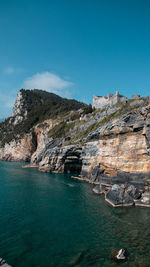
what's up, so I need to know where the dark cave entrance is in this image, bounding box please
[64,152,82,174]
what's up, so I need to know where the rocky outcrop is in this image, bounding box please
[105,184,141,207]
[39,145,82,174]
[80,106,150,184]
[31,119,58,163]
[13,90,28,125]
[0,132,36,161]
[98,113,149,174]
[92,182,150,208]
[135,191,150,207]
[81,141,100,179]
[0,118,59,162]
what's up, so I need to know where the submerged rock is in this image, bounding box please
[68,251,84,266]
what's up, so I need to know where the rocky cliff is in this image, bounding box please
[1,89,150,205]
[0,89,86,159]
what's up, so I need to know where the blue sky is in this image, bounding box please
[1,0,150,117]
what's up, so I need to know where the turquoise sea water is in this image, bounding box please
[0,161,150,267]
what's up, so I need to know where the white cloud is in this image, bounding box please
[4,67,15,74]
[23,72,73,95]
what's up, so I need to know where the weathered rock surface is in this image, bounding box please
[92,184,101,194]
[0,118,58,162]
[0,88,86,161]
[135,191,150,207]
[31,119,58,163]
[80,106,150,186]
[105,184,141,207]
[81,141,100,179]
[0,133,36,161]
[39,145,82,173]
[97,109,150,175]
[13,90,28,125]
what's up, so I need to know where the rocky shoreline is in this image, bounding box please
[21,163,150,208]
[21,162,150,208]
[71,175,150,208]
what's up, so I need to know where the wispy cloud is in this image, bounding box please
[4,67,15,74]
[22,72,73,96]
[4,66,25,74]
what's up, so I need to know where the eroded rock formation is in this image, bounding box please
[0,133,36,161]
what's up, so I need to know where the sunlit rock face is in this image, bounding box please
[0,133,36,161]
[81,106,150,180]
[13,90,28,125]
[31,119,58,164]
[0,118,58,162]
[98,131,150,175]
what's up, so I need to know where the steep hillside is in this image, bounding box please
[0,89,87,147]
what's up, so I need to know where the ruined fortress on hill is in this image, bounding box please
[92,91,141,109]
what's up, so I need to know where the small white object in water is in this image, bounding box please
[116,248,126,260]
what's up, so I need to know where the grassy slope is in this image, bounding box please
[47,97,149,146]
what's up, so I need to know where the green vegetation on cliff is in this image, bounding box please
[0,89,87,147]
[0,89,149,148]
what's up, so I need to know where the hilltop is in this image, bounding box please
[0,89,87,147]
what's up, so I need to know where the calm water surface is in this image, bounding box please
[0,161,150,267]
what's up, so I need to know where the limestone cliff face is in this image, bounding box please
[13,90,28,125]
[33,106,150,180]
[0,119,58,162]
[31,119,58,163]
[38,145,82,173]
[81,141,100,178]
[0,133,36,161]
[98,131,149,175]
[81,106,150,182]
[0,88,86,159]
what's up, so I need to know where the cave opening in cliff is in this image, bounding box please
[64,155,82,174]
